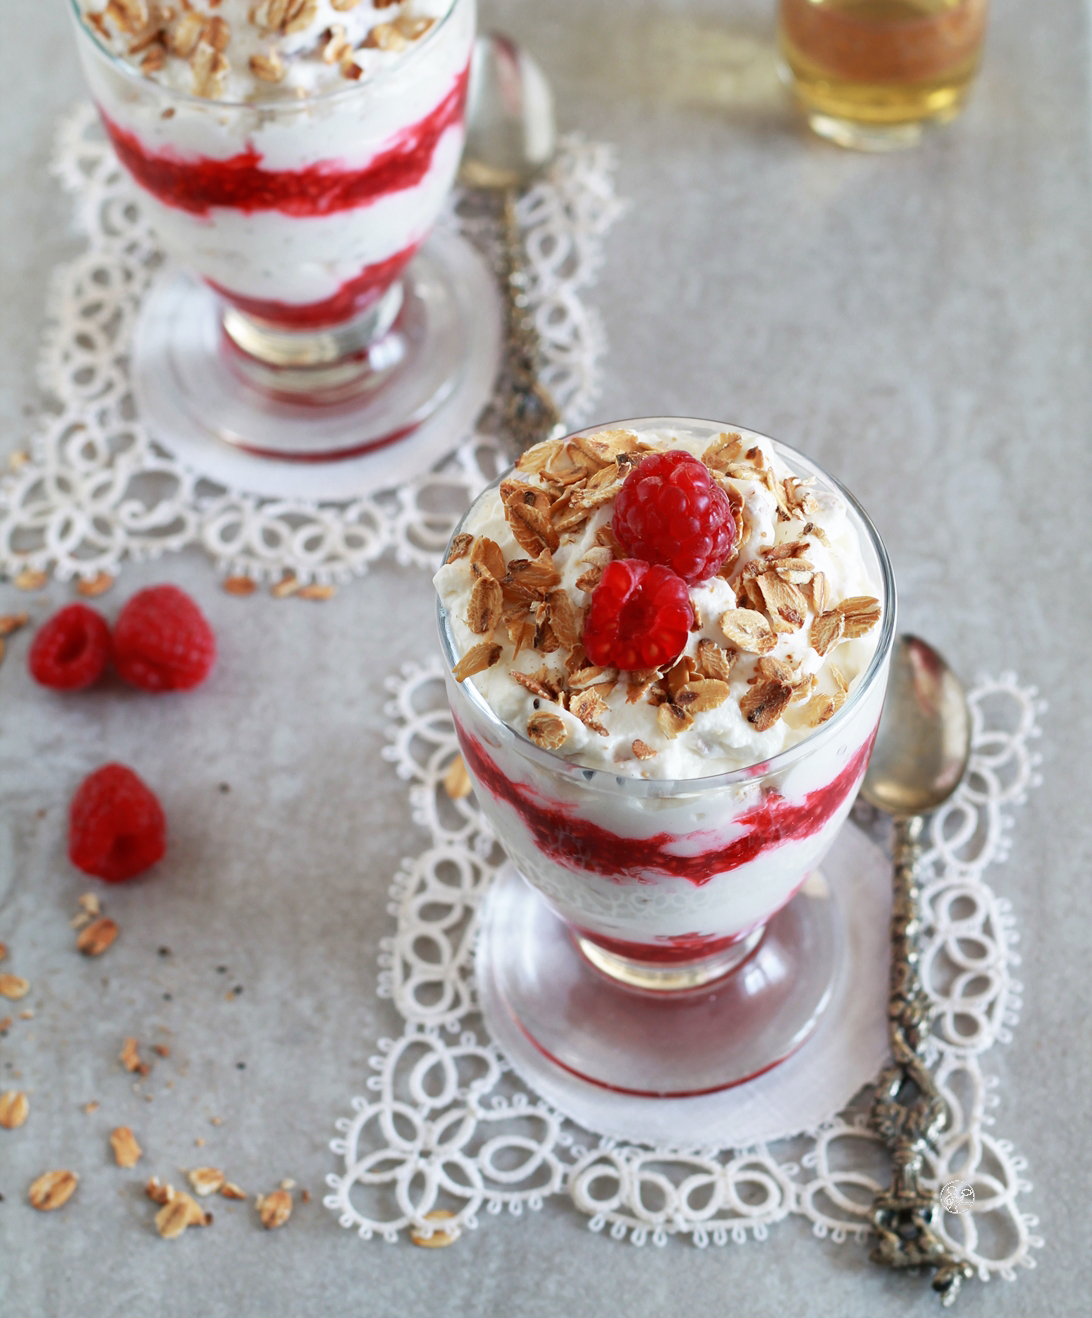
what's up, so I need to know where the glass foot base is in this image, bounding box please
[132,228,492,463]
[806,112,925,152]
[479,866,842,1098]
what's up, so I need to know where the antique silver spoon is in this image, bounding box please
[459,33,564,455]
[859,635,975,1305]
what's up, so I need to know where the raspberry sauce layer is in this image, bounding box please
[99,65,469,218]
[208,241,419,328]
[456,721,877,887]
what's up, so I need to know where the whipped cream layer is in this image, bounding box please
[436,425,885,780]
[77,0,456,104]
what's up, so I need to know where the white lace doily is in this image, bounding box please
[0,104,625,586]
[325,661,1045,1286]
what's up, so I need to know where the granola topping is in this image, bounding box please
[78,0,452,100]
[436,425,884,779]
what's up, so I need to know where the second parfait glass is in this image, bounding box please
[439,419,896,1096]
[70,0,483,461]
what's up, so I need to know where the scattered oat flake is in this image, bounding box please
[111,1126,143,1168]
[188,1167,226,1197]
[153,1044,171,1058]
[14,568,47,591]
[442,755,472,800]
[0,1090,29,1129]
[19,1009,33,1020]
[29,1170,78,1212]
[146,1176,173,1205]
[209,1116,223,1126]
[156,1190,209,1238]
[279,1178,296,1190]
[256,1189,292,1229]
[270,574,300,599]
[76,572,114,598]
[0,941,6,961]
[0,974,30,1000]
[411,1209,460,1248]
[77,917,119,957]
[120,1037,145,1074]
[222,576,257,597]
[83,1100,100,1115]
[78,892,102,916]
[220,1181,246,1200]
[301,1188,311,1204]
[0,615,27,638]
[0,1017,12,1033]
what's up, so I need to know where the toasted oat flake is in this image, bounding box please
[755,572,807,633]
[222,575,256,597]
[298,583,337,601]
[83,1100,100,1115]
[657,702,694,740]
[445,532,473,564]
[74,571,115,598]
[719,608,776,655]
[694,639,734,682]
[810,610,845,657]
[29,1170,79,1211]
[526,711,567,750]
[270,573,300,598]
[442,755,472,800]
[546,589,579,652]
[837,595,881,638]
[0,1089,29,1129]
[0,614,28,637]
[220,1181,247,1200]
[740,679,793,732]
[675,679,731,713]
[469,536,506,581]
[410,1209,460,1248]
[452,642,502,683]
[111,1126,143,1168]
[14,568,47,591]
[802,692,840,727]
[189,1167,226,1197]
[249,48,285,81]
[363,21,407,51]
[77,917,119,957]
[570,688,609,735]
[170,9,206,56]
[0,974,30,1000]
[120,1037,147,1074]
[146,1175,173,1205]
[78,892,102,916]
[631,739,656,761]
[466,576,502,636]
[808,571,831,615]
[257,1189,293,1229]
[156,1191,208,1238]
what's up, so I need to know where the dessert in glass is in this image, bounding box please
[70,0,479,459]
[435,419,895,1095]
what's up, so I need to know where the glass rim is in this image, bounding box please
[437,416,897,798]
[68,0,466,112]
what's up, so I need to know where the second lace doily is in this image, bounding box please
[325,660,1044,1285]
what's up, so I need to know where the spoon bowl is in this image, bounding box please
[860,634,971,818]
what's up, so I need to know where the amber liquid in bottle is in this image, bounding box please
[778,0,988,147]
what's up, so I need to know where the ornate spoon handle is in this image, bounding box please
[868,815,974,1306]
[497,190,563,456]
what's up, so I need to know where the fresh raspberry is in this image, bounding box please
[27,604,112,691]
[613,449,737,584]
[113,585,216,692]
[583,560,693,671]
[69,763,167,883]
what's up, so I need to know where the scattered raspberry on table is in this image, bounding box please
[583,560,694,671]
[69,763,166,883]
[113,585,216,692]
[27,603,112,691]
[613,449,737,584]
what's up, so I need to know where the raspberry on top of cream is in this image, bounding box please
[79,0,453,101]
[435,426,884,780]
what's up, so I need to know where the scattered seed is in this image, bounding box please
[29,1170,78,1211]
[0,1090,29,1129]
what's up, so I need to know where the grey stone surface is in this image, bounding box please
[0,0,1087,1314]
